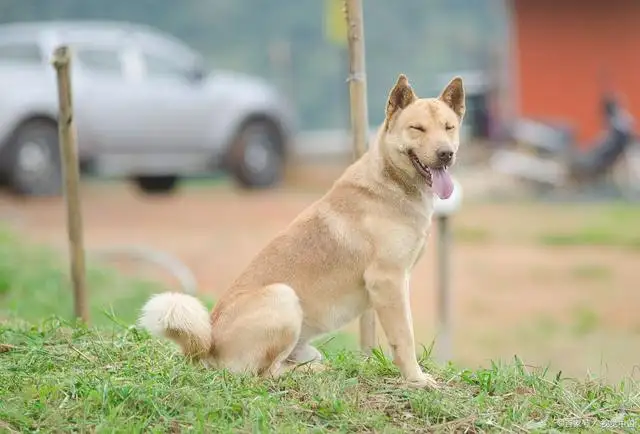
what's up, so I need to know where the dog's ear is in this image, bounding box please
[439,76,465,121]
[385,74,417,127]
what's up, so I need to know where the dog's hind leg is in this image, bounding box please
[281,340,327,374]
[287,343,323,363]
[213,283,303,377]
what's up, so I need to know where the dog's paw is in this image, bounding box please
[295,361,327,373]
[405,372,440,389]
[280,360,327,375]
[287,344,323,364]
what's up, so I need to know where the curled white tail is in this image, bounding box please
[138,292,212,358]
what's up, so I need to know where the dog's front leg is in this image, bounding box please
[364,265,438,389]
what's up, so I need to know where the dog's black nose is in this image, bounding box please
[437,149,454,164]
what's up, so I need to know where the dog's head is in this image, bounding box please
[380,74,465,199]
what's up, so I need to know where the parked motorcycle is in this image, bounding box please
[490,91,640,197]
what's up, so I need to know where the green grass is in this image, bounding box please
[1,318,639,433]
[538,203,640,249]
[570,306,601,337]
[454,226,491,244]
[569,264,613,282]
[0,227,167,326]
[1,226,639,432]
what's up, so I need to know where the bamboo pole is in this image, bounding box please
[51,46,90,324]
[343,0,376,352]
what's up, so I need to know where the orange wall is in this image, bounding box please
[513,0,640,148]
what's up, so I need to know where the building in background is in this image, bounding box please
[510,0,640,149]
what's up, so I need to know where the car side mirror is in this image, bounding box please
[187,65,206,83]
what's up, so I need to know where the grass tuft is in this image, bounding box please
[0,318,638,433]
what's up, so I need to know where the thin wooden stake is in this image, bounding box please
[344,0,376,353]
[51,46,89,324]
[435,215,452,362]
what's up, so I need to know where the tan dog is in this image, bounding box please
[139,74,465,388]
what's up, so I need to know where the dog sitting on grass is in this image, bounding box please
[139,74,465,388]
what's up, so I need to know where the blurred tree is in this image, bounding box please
[0,0,506,130]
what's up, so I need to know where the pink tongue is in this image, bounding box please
[431,168,454,199]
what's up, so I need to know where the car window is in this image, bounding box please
[143,52,190,79]
[75,47,122,75]
[0,43,42,65]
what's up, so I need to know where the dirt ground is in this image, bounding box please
[2,172,639,383]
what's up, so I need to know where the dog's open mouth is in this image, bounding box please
[408,150,433,185]
[408,150,454,199]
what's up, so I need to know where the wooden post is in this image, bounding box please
[435,215,452,362]
[344,0,376,352]
[433,178,463,362]
[51,46,90,324]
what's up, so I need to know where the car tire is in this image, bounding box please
[133,175,179,195]
[228,119,285,189]
[2,119,63,197]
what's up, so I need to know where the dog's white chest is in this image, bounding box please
[372,217,428,267]
[322,289,369,330]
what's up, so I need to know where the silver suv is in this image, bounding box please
[0,21,296,196]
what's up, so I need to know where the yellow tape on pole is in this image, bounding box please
[325,0,348,46]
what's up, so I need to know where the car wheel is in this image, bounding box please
[3,119,62,197]
[133,175,179,195]
[228,120,285,189]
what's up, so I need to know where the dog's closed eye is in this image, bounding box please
[409,124,426,132]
